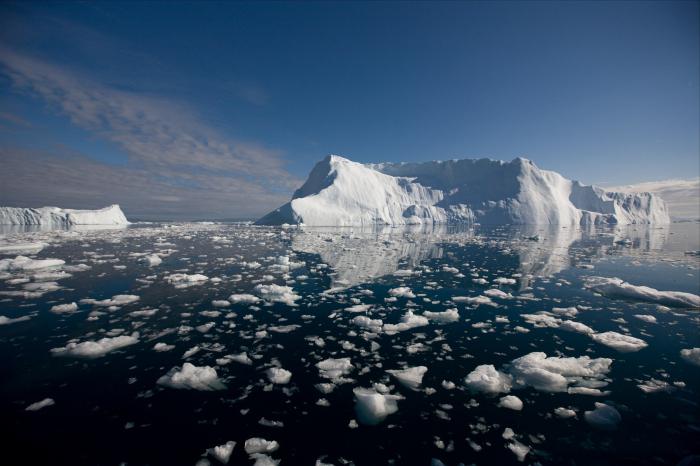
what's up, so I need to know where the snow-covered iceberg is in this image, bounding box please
[257,155,670,226]
[0,204,129,227]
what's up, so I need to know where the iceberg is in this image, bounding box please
[257,155,670,226]
[0,204,128,227]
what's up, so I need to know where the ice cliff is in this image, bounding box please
[257,155,669,226]
[0,204,129,227]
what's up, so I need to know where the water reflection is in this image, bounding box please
[289,223,680,289]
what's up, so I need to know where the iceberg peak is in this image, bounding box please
[257,155,670,226]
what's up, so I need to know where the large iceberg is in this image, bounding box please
[0,204,129,227]
[257,155,670,226]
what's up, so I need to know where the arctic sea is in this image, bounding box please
[0,222,698,465]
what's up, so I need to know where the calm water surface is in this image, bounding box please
[1,222,698,465]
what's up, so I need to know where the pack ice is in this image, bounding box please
[257,155,670,226]
[0,204,129,227]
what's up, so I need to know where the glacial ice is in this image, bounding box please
[0,204,128,226]
[257,155,670,226]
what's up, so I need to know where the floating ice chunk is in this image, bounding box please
[25,398,55,411]
[51,332,139,358]
[498,395,523,411]
[141,254,162,266]
[0,242,47,254]
[196,323,215,333]
[507,439,530,462]
[0,255,65,272]
[441,380,456,390]
[211,300,231,307]
[680,348,700,366]
[351,316,383,333]
[254,284,300,306]
[157,363,226,390]
[493,277,516,285]
[464,365,513,394]
[590,331,648,352]
[317,358,353,381]
[0,314,31,325]
[634,314,657,324]
[268,324,301,333]
[153,342,175,352]
[484,288,513,299]
[521,313,561,328]
[584,402,621,429]
[165,273,209,288]
[344,304,372,313]
[382,310,429,334]
[554,407,577,418]
[637,378,674,393]
[585,276,700,308]
[559,320,595,335]
[244,438,279,455]
[250,454,280,466]
[258,418,284,428]
[387,287,416,298]
[228,352,253,365]
[50,302,78,314]
[207,441,235,464]
[228,293,261,304]
[353,387,403,425]
[81,294,140,307]
[266,367,292,384]
[386,366,428,390]
[423,308,460,323]
[183,346,200,358]
[453,295,497,307]
[509,352,612,393]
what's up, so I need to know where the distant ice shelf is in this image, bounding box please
[0,204,129,227]
[257,155,670,226]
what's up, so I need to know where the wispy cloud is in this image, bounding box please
[0,46,301,218]
[0,46,292,179]
[0,111,32,127]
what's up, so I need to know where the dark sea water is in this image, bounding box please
[0,222,698,466]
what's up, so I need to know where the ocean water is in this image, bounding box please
[0,222,698,466]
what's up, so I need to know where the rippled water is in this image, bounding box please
[1,222,698,465]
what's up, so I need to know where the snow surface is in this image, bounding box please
[0,204,129,226]
[257,155,670,226]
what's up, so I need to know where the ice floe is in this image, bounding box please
[157,363,226,390]
[51,333,139,358]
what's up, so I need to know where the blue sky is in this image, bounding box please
[0,1,698,219]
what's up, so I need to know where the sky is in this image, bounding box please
[0,1,698,220]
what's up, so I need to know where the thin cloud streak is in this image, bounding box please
[0,46,291,179]
[0,46,303,218]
